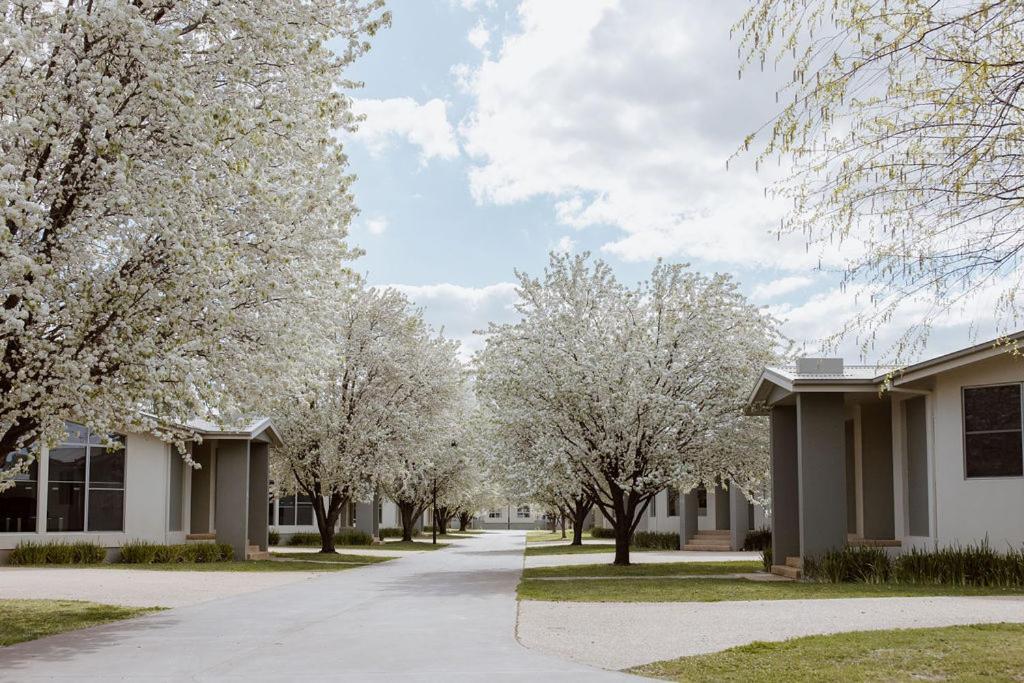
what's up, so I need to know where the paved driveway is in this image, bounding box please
[0,532,636,682]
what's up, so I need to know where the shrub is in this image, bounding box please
[218,543,234,561]
[632,531,679,550]
[9,540,105,565]
[761,546,773,572]
[286,532,322,546]
[803,546,893,583]
[744,528,772,552]
[590,527,615,539]
[334,528,373,546]
[379,527,409,538]
[193,543,222,563]
[268,530,280,546]
[119,540,159,564]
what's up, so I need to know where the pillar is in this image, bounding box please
[248,442,269,551]
[355,500,374,537]
[679,489,698,548]
[215,439,250,561]
[797,393,848,560]
[771,405,800,564]
[729,483,749,551]
[860,400,895,539]
[714,483,730,530]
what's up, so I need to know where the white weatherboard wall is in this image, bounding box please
[931,353,1024,549]
[0,431,184,559]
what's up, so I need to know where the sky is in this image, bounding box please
[334,0,999,363]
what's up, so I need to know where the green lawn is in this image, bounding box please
[376,541,449,551]
[110,560,359,572]
[526,530,592,544]
[518,577,1024,602]
[523,561,762,579]
[629,623,1024,682]
[269,552,392,564]
[0,599,163,647]
[524,543,659,556]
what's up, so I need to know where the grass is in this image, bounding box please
[524,543,657,556]
[269,552,391,564]
[628,623,1024,682]
[517,577,1024,602]
[375,541,449,551]
[107,560,359,572]
[526,530,594,544]
[523,561,762,579]
[0,599,163,647]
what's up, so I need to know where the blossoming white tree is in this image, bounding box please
[476,254,779,565]
[271,285,463,552]
[0,0,388,486]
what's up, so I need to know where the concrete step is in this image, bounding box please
[771,564,801,580]
[682,543,734,552]
[687,538,731,545]
[785,556,802,569]
[186,533,216,541]
[693,530,731,538]
[247,551,271,561]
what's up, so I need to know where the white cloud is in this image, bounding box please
[454,0,496,10]
[351,98,459,163]
[467,20,491,52]
[387,282,519,360]
[552,235,575,254]
[751,276,814,301]
[458,0,846,270]
[365,216,388,235]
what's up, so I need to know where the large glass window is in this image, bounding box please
[516,505,530,519]
[168,454,184,532]
[0,451,38,533]
[696,486,708,517]
[47,423,124,532]
[298,495,314,526]
[649,495,657,517]
[667,489,679,517]
[964,385,1024,477]
[278,496,296,525]
[275,494,313,526]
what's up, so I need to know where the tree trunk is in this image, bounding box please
[398,500,418,542]
[436,506,449,535]
[570,495,593,546]
[613,521,631,565]
[458,511,470,532]
[560,515,566,539]
[312,491,344,554]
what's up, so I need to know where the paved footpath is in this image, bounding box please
[0,532,637,682]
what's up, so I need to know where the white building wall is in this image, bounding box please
[0,431,178,557]
[929,353,1024,549]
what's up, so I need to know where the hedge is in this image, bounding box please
[119,540,233,564]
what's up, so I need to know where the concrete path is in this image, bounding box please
[0,532,637,682]
[519,595,1024,670]
[0,567,322,608]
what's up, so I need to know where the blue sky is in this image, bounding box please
[335,0,996,362]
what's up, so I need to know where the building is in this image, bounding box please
[748,334,1024,575]
[268,493,404,541]
[478,503,551,530]
[0,418,279,563]
[593,485,769,551]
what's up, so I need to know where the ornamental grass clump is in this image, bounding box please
[8,540,105,565]
[334,528,373,546]
[632,531,680,550]
[893,542,1024,587]
[590,527,616,539]
[803,546,892,584]
[118,541,231,564]
[743,528,772,551]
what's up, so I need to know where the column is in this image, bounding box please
[770,405,800,564]
[247,442,269,551]
[714,483,730,530]
[729,483,749,551]
[796,393,848,560]
[679,489,698,548]
[355,500,375,537]
[214,439,250,561]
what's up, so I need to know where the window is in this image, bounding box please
[278,496,296,525]
[667,489,679,517]
[276,494,314,526]
[649,495,657,517]
[298,495,314,526]
[268,497,277,526]
[488,510,501,519]
[516,505,530,519]
[0,451,38,533]
[47,423,124,532]
[964,385,1024,477]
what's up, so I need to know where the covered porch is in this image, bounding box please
[749,358,931,578]
[186,418,281,561]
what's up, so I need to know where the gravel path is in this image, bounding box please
[0,567,320,608]
[525,550,759,568]
[517,595,1024,670]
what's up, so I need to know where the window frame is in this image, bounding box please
[961,382,1024,480]
[45,423,126,534]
